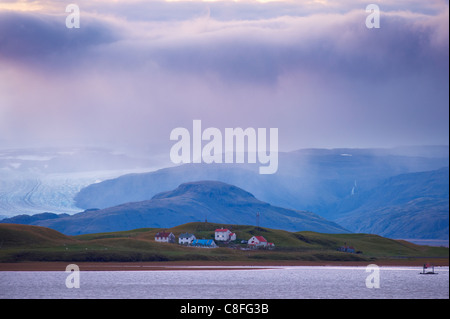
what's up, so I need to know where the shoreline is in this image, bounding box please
[0,258,448,271]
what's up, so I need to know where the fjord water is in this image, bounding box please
[1,266,448,299]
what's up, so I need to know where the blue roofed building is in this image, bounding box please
[191,239,218,248]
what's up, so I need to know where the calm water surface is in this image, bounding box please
[0,266,448,299]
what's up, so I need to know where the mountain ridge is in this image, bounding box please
[74,147,449,213]
[2,181,348,235]
[335,167,449,239]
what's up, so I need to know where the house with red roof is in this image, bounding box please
[214,228,236,242]
[155,231,175,243]
[248,236,274,248]
[248,235,267,247]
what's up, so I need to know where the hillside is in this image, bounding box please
[0,222,447,264]
[5,181,348,235]
[0,223,75,248]
[336,167,449,239]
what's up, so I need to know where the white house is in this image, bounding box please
[155,231,175,243]
[179,233,196,245]
[215,228,236,242]
[248,236,273,248]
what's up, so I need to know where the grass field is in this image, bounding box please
[0,222,448,264]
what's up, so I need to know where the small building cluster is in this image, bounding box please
[154,228,275,249]
[337,243,356,253]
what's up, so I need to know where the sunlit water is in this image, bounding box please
[0,266,448,299]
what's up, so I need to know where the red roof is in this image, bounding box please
[255,236,267,242]
[215,228,229,232]
[155,232,172,238]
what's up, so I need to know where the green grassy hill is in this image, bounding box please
[0,222,448,263]
[0,223,75,247]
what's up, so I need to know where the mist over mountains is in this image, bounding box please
[73,146,448,239]
[0,147,161,215]
[1,146,448,240]
[335,167,449,239]
[76,147,449,212]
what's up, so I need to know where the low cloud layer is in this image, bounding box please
[0,0,448,156]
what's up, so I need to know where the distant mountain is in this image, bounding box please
[10,181,349,235]
[0,212,69,225]
[72,146,449,240]
[335,167,449,239]
[74,146,449,217]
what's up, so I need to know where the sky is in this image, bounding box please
[0,0,448,157]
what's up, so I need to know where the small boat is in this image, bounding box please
[420,263,437,275]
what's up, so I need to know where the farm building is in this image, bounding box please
[179,233,196,245]
[155,231,175,243]
[191,239,218,248]
[248,236,274,248]
[337,244,356,253]
[215,228,236,242]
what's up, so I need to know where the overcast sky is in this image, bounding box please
[0,0,448,157]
